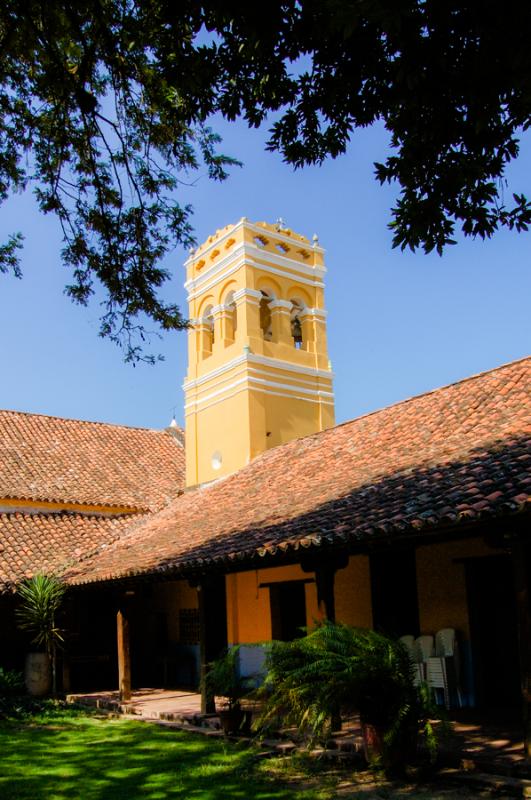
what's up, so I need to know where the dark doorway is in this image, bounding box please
[370,548,420,637]
[465,556,521,709]
[130,605,168,687]
[203,575,228,663]
[67,590,117,691]
[269,581,307,641]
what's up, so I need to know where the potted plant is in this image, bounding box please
[203,646,252,735]
[256,622,441,771]
[16,574,65,697]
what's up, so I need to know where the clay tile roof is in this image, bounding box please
[0,512,137,592]
[0,411,185,511]
[67,356,531,587]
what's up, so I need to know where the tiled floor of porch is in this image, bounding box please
[67,689,528,776]
[67,688,204,722]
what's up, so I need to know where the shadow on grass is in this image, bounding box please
[0,715,317,800]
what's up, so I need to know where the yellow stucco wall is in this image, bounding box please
[186,388,255,485]
[226,564,320,644]
[226,539,507,650]
[334,555,373,629]
[227,556,373,645]
[416,537,504,640]
[263,389,334,450]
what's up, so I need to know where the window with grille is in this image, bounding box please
[179,608,200,644]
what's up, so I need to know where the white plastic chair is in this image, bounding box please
[400,635,424,686]
[414,635,434,662]
[435,628,456,657]
[399,634,415,653]
[433,628,462,708]
[426,656,450,708]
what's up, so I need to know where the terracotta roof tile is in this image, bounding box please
[0,512,137,591]
[0,411,185,511]
[67,357,531,586]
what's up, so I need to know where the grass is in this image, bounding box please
[0,706,328,800]
[0,706,484,800]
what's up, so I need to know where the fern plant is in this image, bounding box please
[16,574,66,696]
[256,621,442,767]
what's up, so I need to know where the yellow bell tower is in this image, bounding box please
[184,218,335,487]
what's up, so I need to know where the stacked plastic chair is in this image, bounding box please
[399,630,462,708]
[399,634,427,686]
[428,627,462,709]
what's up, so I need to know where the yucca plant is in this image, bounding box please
[16,574,66,696]
[256,622,441,770]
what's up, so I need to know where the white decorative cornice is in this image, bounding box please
[183,350,333,390]
[300,307,328,318]
[186,257,326,302]
[248,353,333,378]
[184,374,334,413]
[247,243,327,277]
[233,287,262,302]
[184,218,325,266]
[185,240,326,299]
[269,299,293,311]
[184,242,246,292]
[183,354,247,388]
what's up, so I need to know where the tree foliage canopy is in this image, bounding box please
[1,2,530,359]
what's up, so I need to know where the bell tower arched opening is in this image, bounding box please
[260,291,273,341]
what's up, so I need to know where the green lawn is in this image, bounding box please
[0,710,329,800]
[0,709,485,800]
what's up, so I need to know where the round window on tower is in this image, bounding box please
[211,451,223,470]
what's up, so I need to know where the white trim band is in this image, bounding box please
[185,375,335,413]
[183,351,334,390]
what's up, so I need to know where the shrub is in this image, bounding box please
[0,667,24,697]
[0,696,93,721]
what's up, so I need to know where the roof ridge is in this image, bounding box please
[331,353,531,432]
[0,407,184,435]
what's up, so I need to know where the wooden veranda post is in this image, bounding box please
[117,607,131,702]
[197,583,215,715]
[195,575,228,716]
[302,552,349,622]
[315,564,338,621]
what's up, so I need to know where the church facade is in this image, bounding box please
[1,220,530,745]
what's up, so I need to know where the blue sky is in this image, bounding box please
[0,118,529,430]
